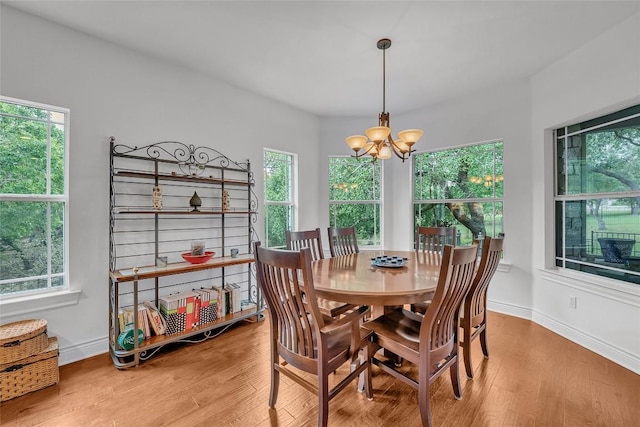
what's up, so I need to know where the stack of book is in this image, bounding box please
[158,292,197,335]
[192,288,219,324]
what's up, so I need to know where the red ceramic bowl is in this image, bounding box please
[181,251,215,264]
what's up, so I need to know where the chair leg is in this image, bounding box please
[450,355,462,400]
[269,340,280,407]
[480,325,489,358]
[269,363,279,407]
[463,325,474,379]
[363,345,373,400]
[318,370,330,427]
[418,377,433,427]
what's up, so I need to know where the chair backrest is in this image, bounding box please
[254,242,326,361]
[465,236,504,328]
[416,226,456,252]
[419,244,478,361]
[328,227,360,257]
[286,228,325,261]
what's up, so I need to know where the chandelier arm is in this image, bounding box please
[388,141,408,161]
[351,142,376,159]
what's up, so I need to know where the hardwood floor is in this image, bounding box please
[2,312,639,426]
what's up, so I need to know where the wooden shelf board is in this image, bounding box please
[110,253,254,282]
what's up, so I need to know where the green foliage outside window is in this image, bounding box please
[263,150,294,248]
[556,105,640,285]
[0,99,67,295]
[414,141,504,245]
[329,157,381,247]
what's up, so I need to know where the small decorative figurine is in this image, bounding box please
[189,191,202,212]
[222,190,230,211]
[152,185,163,210]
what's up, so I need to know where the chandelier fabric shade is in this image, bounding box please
[345,38,423,162]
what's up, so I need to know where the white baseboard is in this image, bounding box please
[487,299,532,320]
[58,336,108,366]
[488,299,639,375]
[532,310,640,375]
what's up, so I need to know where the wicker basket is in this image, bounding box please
[1,337,59,402]
[0,319,48,364]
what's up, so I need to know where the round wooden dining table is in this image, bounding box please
[312,250,443,317]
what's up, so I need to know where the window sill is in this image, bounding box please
[0,289,82,318]
[538,267,640,306]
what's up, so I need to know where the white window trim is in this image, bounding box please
[552,106,640,286]
[411,139,504,239]
[0,96,71,302]
[328,155,384,249]
[263,148,298,240]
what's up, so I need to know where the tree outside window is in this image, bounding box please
[413,141,503,246]
[555,104,640,285]
[0,97,68,296]
[329,157,381,248]
[263,149,295,248]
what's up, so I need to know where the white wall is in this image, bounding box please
[530,13,640,373]
[320,79,535,316]
[0,6,321,364]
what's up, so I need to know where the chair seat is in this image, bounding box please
[362,309,423,360]
[317,298,356,318]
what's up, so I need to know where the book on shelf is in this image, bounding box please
[211,286,227,318]
[136,305,151,339]
[226,282,242,314]
[143,301,166,335]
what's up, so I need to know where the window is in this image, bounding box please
[555,104,640,285]
[329,157,382,248]
[263,149,296,248]
[413,141,503,246]
[0,97,69,296]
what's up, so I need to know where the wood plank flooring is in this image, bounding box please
[1,312,639,426]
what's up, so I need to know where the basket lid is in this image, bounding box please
[0,319,48,346]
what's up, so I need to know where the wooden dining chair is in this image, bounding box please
[361,244,478,427]
[254,242,373,427]
[411,226,457,314]
[328,226,360,257]
[286,228,355,318]
[415,226,456,252]
[285,228,325,261]
[460,236,504,379]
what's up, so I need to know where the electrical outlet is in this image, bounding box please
[569,295,577,309]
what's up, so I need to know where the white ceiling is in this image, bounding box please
[4,1,638,117]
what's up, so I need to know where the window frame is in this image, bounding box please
[553,104,640,285]
[412,139,504,246]
[263,148,297,248]
[0,95,70,299]
[328,155,383,249]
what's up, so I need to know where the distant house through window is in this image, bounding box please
[413,140,504,246]
[554,104,640,285]
[0,96,69,296]
[263,149,296,248]
[328,156,382,248]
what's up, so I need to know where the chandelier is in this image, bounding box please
[345,38,423,162]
